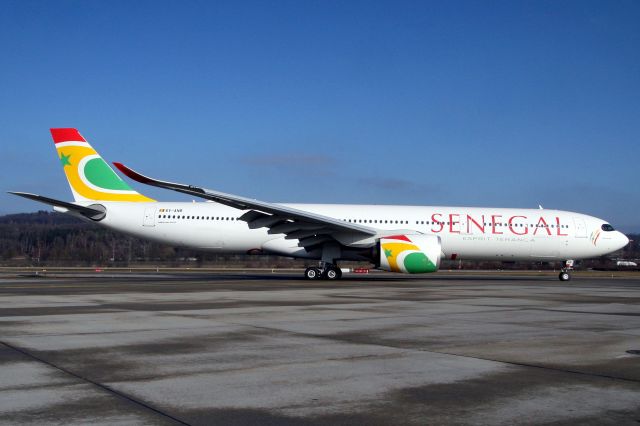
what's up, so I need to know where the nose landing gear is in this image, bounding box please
[559,260,574,281]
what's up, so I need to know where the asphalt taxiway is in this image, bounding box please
[1,271,639,425]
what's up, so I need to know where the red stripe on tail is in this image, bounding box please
[50,128,86,143]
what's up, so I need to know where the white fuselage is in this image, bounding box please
[90,202,629,262]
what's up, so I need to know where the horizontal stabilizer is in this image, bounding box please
[9,192,106,220]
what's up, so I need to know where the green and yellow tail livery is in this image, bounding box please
[51,128,154,202]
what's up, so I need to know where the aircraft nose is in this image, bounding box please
[618,232,630,249]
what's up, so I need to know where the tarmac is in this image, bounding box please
[1,270,639,425]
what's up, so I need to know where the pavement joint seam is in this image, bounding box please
[225,321,640,386]
[0,340,192,426]
[3,323,234,339]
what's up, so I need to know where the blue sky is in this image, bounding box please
[1,1,639,231]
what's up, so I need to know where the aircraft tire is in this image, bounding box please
[305,267,320,280]
[559,271,571,281]
[324,266,342,280]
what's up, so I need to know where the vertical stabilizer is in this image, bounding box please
[51,128,154,202]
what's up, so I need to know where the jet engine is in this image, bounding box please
[378,234,441,273]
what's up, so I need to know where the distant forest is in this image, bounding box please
[1,211,638,269]
[0,211,296,268]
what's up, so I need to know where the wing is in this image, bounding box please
[9,192,106,221]
[113,163,377,249]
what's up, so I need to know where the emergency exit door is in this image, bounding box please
[143,207,156,227]
[573,217,587,238]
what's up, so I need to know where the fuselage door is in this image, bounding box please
[573,217,587,238]
[143,207,156,227]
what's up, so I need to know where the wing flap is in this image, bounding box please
[298,235,333,248]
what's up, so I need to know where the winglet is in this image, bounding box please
[113,162,154,184]
[113,162,205,194]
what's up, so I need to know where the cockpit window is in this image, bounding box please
[601,224,615,232]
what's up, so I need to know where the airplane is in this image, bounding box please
[10,128,630,281]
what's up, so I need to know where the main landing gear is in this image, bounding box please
[559,260,574,281]
[304,263,343,280]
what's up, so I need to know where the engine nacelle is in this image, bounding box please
[378,234,441,273]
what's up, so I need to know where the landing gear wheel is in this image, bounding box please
[324,266,342,280]
[559,271,571,281]
[304,267,321,280]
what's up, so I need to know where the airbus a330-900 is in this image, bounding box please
[11,128,629,281]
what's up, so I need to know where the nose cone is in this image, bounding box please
[616,232,630,250]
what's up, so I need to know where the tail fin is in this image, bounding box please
[51,128,154,202]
